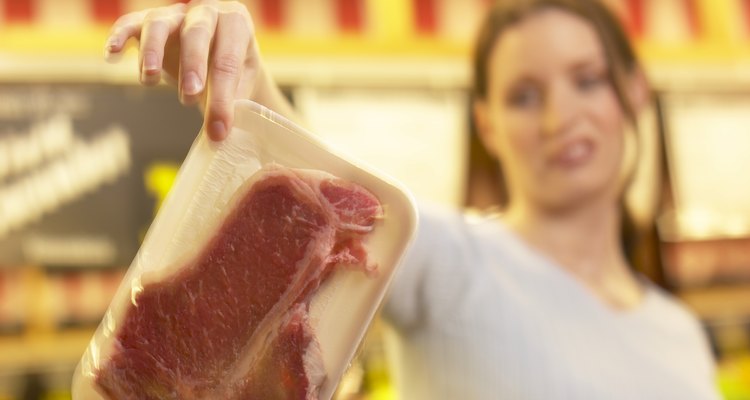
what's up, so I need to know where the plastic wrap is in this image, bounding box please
[72,100,418,399]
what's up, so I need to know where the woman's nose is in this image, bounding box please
[542,83,577,136]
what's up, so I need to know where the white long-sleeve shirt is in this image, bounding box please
[383,205,721,400]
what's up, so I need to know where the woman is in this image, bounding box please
[105,0,721,398]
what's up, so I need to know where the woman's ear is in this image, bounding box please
[628,67,651,115]
[473,99,500,159]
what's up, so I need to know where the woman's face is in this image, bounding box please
[475,8,630,213]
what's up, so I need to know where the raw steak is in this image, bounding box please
[94,165,383,399]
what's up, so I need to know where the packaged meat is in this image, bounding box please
[72,100,417,400]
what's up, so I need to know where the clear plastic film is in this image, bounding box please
[72,100,418,399]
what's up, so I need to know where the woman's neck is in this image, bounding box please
[503,198,643,310]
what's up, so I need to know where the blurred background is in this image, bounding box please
[1,0,750,398]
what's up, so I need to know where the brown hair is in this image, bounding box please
[472,0,640,122]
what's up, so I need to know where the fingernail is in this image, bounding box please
[103,37,119,59]
[143,53,158,72]
[183,72,203,96]
[209,121,227,140]
[104,36,120,52]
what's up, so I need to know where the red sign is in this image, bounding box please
[92,0,123,23]
[4,0,34,23]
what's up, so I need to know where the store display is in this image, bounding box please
[44,269,125,328]
[662,237,750,287]
[0,83,201,268]
[0,268,26,334]
[659,92,750,287]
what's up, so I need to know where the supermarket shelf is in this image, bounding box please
[0,328,94,373]
[0,26,110,56]
[3,27,750,92]
[3,23,750,59]
[0,52,470,90]
[0,25,468,58]
[678,283,750,322]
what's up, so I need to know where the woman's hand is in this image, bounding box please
[104,0,275,141]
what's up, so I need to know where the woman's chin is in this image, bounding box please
[537,178,619,213]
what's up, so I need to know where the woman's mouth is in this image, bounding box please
[550,139,594,168]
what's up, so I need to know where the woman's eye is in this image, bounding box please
[576,73,606,91]
[507,86,542,108]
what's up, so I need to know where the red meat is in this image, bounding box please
[94,165,382,399]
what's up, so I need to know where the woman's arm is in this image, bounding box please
[104,0,297,141]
